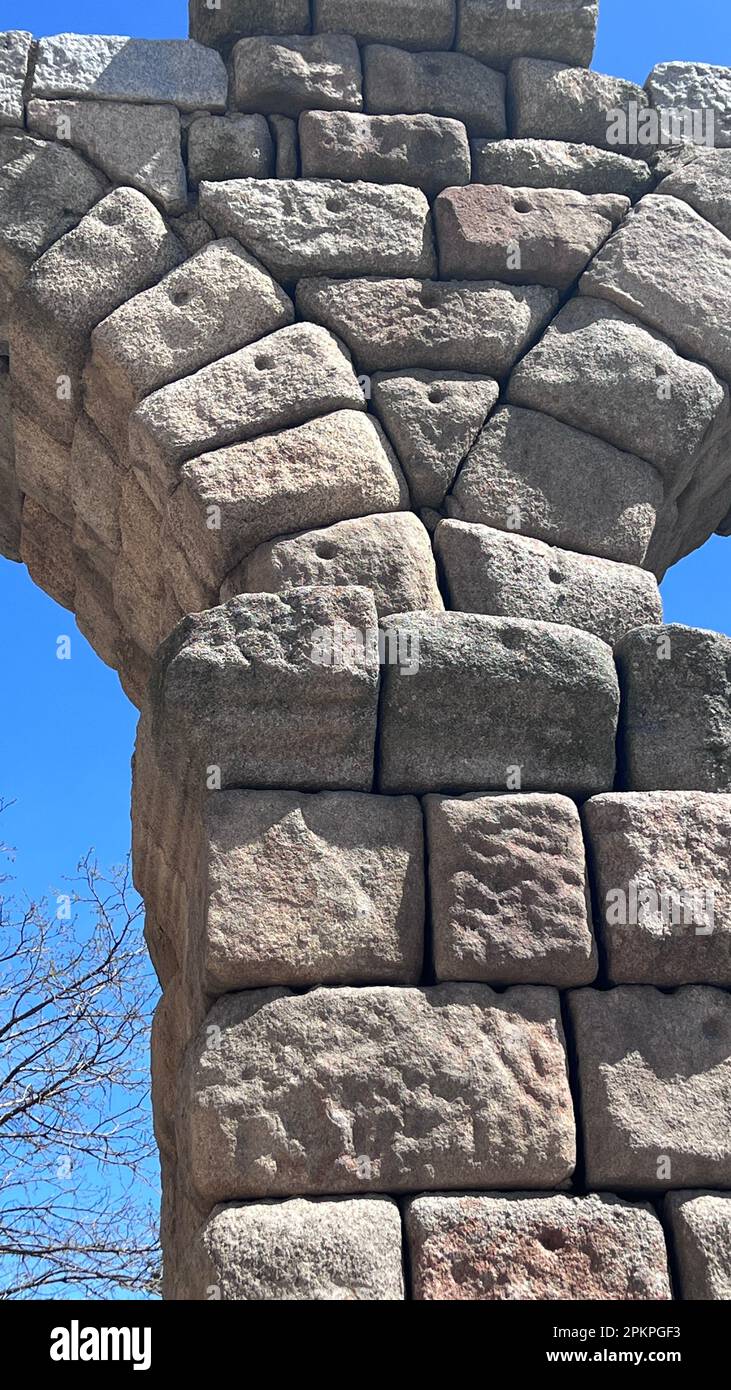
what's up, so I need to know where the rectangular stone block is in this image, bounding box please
[178,983,576,1203]
[0,354,20,560]
[378,612,619,797]
[314,0,456,50]
[20,495,75,611]
[510,59,649,154]
[665,1192,731,1301]
[299,112,470,199]
[69,413,122,554]
[186,114,274,186]
[655,146,731,242]
[471,138,652,197]
[457,0,598,70]
[12,401,72,525]
[189,0,312,55]
[0,31,33,128]
[646,62,731,150]
[363,45,506,139]
[32,34,228,111]
[230,34,362,116]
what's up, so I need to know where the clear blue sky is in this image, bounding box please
[1,0,730,905]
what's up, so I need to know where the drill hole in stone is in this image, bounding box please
[428,386,448,405]
[315,541,338,560]
[170,287,192,307]
[548,568,563,584]
[514,198,533,214]
[254,354,274,371]
[420,284,441,309]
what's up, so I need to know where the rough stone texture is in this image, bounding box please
[583,792,731,987]
[371,370,499,509]
[27,98,187,215]
[407,1193,671,1300]
[20,496,75,611]
[570,986,731,1190]
[471,138,652,197]
[187,114,274,186]
[299,112,471,198]
[200,789,424,991]
[379,613,619,796]
[314,0,456,50]
[457,0,598,70]
[189,0,312,56]
[227,512,443,618]
[646,62,731,149]
[297,276,559,374]
[508,297,729,496]
[230,34,363,117]
[70,413,122,554]
[178,1198,405,1301]
[363,45,506,139]
[0,31,33,129]
[615,625,731,793]
[425,793,596,986]
[435,185,628,291]
[666,1192,731,1301]
[436,521,662,644]
[581,195,731,385]
[0,357,21,559]
[199,178,436,281]
[446,404,662,567]
[32,34,228,111]
[268,114,299,178]
[655,146,731,242]
[12,401,72,524]
[510,60,649,155]
[169,209,214,255]
[179,984,575,1203]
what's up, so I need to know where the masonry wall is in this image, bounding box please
[1,1,730,1300]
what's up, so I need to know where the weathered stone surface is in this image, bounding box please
[178,1198,405,1301]
[666,1192,731,1301]
[314,0,455,50]
[70,413,123,554]
[457,0,598,70]
[363,45,506,139]
[199,178,436,281]
[0,31,33,128]
[583,792,731,987]
[471,138,652,197]
[230,34,362,117]
[20,495,75,611]
[169,210,214,255]
[189,0,312,56]
[297,276,559,374]
[446,405,662,568]
[581,195,731,384]
[228,512,443,618]
[268,114,298,178]
[27,98,187,215]
[656,146,731,241]
[129,323,365,500]
[200,789,424,991]
[435,184,627,291]
[508,297,729,495]
[371,370,499,509]
[616,625,731,793]
[146,587,381,793]
[86,240,293,449]
[300,112,470,198]
[32,34,228,111]
[436,522,662,643]
[646,62,731,149]
[379,613,619,796]
[425,793,596,986]
[187,114,273,186]
[570,986,731,1189]
[178,984,575,1202]
[11,402,72,524]
[407,1193,671,1300]
[0,357,21,560]
[510,60,649,155]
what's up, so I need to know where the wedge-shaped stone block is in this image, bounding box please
[436,522,662,644]
[189,0,312,55]
[300,112,470,199]
[146,587,380,794]
[616,625,731,793]
[379,613,619,796]
[32,34,228,111]
[179,983,575,1203]
[20,496,75,611]
[129,323,365,501]
[471,138,652,197]
[28,98,187,215]
[0,31,33,128]
[508,298,729,495]
[406,1193,671,1301]
[583,792,731,987]
[70,414,123,554]
[372,370,499,509]
[363,45,506,139]
[457,0,597,69]
[199,178,436,281]
[656,147,731,241]
[570,986,731,1189]
[646,62,731,150]
[178,1198,405,1302]
[666,1192,731,1301]
[425,793,596,986]
[187,114,273,186]
[297,277,558,375]
[314,0,455,49]
[0,357,20,560]
[446,404,661,566]
[228,512,442,618]
[200,789,424,991]
[86,240,293,451]
[511,60,649,154]
[436,184,628,291]
[11,402,72,525]
[581,195,731,384]
[230,34,362,116]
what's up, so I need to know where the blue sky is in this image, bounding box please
[1,0,730,906]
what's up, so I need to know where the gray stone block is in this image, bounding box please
[299,112,470,198]
[665,1192,731,1300]
[510,59,649,155]
[0,31,33,128]
[363,44,506,139]
[457,0,598,70]
[646,62,731,149]
[230,34,362,117]
[314,0,456,50]
[187,114,273,186]
[32,33,228,111]
[656,146,731,241]
[471,138,652,197]
[188,0,311,56]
